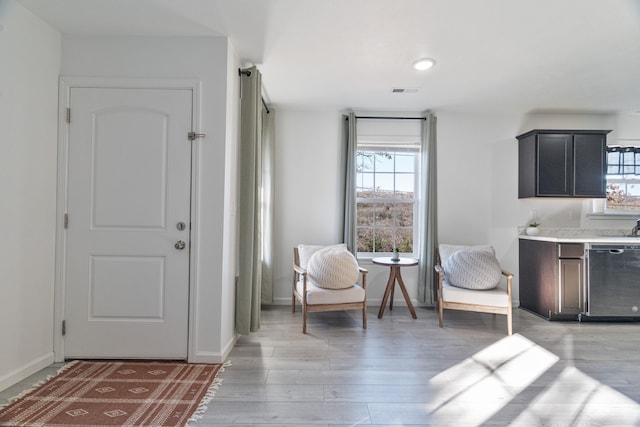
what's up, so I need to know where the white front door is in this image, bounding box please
[64,87,192,359]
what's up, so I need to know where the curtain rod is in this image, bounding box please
[353,116,426,120]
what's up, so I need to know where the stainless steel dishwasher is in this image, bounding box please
[586,244,640,319]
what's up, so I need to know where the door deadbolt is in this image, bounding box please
[177,222,186,231]
[175,240,186,250]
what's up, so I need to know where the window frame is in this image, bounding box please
[604,145,640,214]
[355,146,420,259]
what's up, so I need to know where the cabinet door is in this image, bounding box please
[573,133,606,197]
[519,239,557,318]
[537,133,572,196]
[518,133,536,198]
[558,258,584,314]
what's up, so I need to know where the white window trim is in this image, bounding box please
[597,145,640,218]
[604,175,640,220]
[587,211,640,220]
[356,149,420,258]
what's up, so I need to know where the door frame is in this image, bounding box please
[54,77,202,362]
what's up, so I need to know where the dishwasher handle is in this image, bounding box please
[609,249,624,254]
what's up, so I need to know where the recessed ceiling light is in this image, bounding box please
[413,58,435,71]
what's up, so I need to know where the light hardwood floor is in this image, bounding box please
[2,305,640,426]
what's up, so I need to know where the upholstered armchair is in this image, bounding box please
[292,244,368,334]
[434,244,513,335]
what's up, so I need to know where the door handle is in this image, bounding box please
[174,240,186,250]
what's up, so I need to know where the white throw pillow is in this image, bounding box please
[306,247,359,290]
[443,249,502,290]
[439,244,495,266]
[298,243,347,269]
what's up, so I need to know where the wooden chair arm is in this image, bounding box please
[434,264,444,294]
[293,264,308,295]
[359,266,367,290]
[502,270,513,297]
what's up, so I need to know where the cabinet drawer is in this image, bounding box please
[558,243,584,258]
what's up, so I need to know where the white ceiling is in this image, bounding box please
[16,0,640,114]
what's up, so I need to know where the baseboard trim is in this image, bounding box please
[0,352,55,392]
[189,335,237,364]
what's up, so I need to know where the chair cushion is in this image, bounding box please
[439,244,494,265]
[442,281,509,307]
[297,243,347,269]
[307,247,359,289]
[296,281,365,305]
[443,249,502,290]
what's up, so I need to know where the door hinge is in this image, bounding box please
[64,213,69,229]
[188,131,206,141]
[66,108,71,124]
[62,320,66,336]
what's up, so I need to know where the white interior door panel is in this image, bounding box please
[64,87,192,359]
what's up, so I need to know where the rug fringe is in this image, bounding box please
[185,360,231,427]
[0,360,79,410]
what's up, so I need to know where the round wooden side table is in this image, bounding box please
[372,257,418,319]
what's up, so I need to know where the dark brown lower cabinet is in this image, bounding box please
[558,258,584,315]
[519,239,584,320]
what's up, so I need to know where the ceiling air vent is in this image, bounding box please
[391,87,419,93]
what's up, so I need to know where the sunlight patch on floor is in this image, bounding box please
[423,333,559,425]
[510,365,640,426]
[370,333,640,426]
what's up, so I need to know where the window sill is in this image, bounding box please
[587,212,640,220]
[357,255,419,263]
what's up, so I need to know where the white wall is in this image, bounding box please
[61,35,236,363]
[273,110,418,306]
[436,112,523,300]
[273,109,635,308]
[0,0,61,390]
[273,110,346,303]
[434,111,617,303]
[220,41,241,356]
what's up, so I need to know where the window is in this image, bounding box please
[356,144,419,256]
[606,146,640,212]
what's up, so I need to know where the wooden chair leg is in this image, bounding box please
[438,298,444,328]
[292,294,296,313]
[507,309,513,336]
[362,304,367,329]
[302,305,308,334]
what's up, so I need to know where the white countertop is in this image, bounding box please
[518,227,640,244]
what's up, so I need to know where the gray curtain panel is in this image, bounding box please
[418,113,438,304]
[342,112,358,255]
[236,66,265,334]
[261,108,275,304]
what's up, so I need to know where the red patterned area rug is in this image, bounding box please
[0,360,228,427]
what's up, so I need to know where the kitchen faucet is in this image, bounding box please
[632,218,640,236]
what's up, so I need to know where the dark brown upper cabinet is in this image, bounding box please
[517,129,611,198]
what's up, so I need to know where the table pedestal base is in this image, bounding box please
[377,264,417,319]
